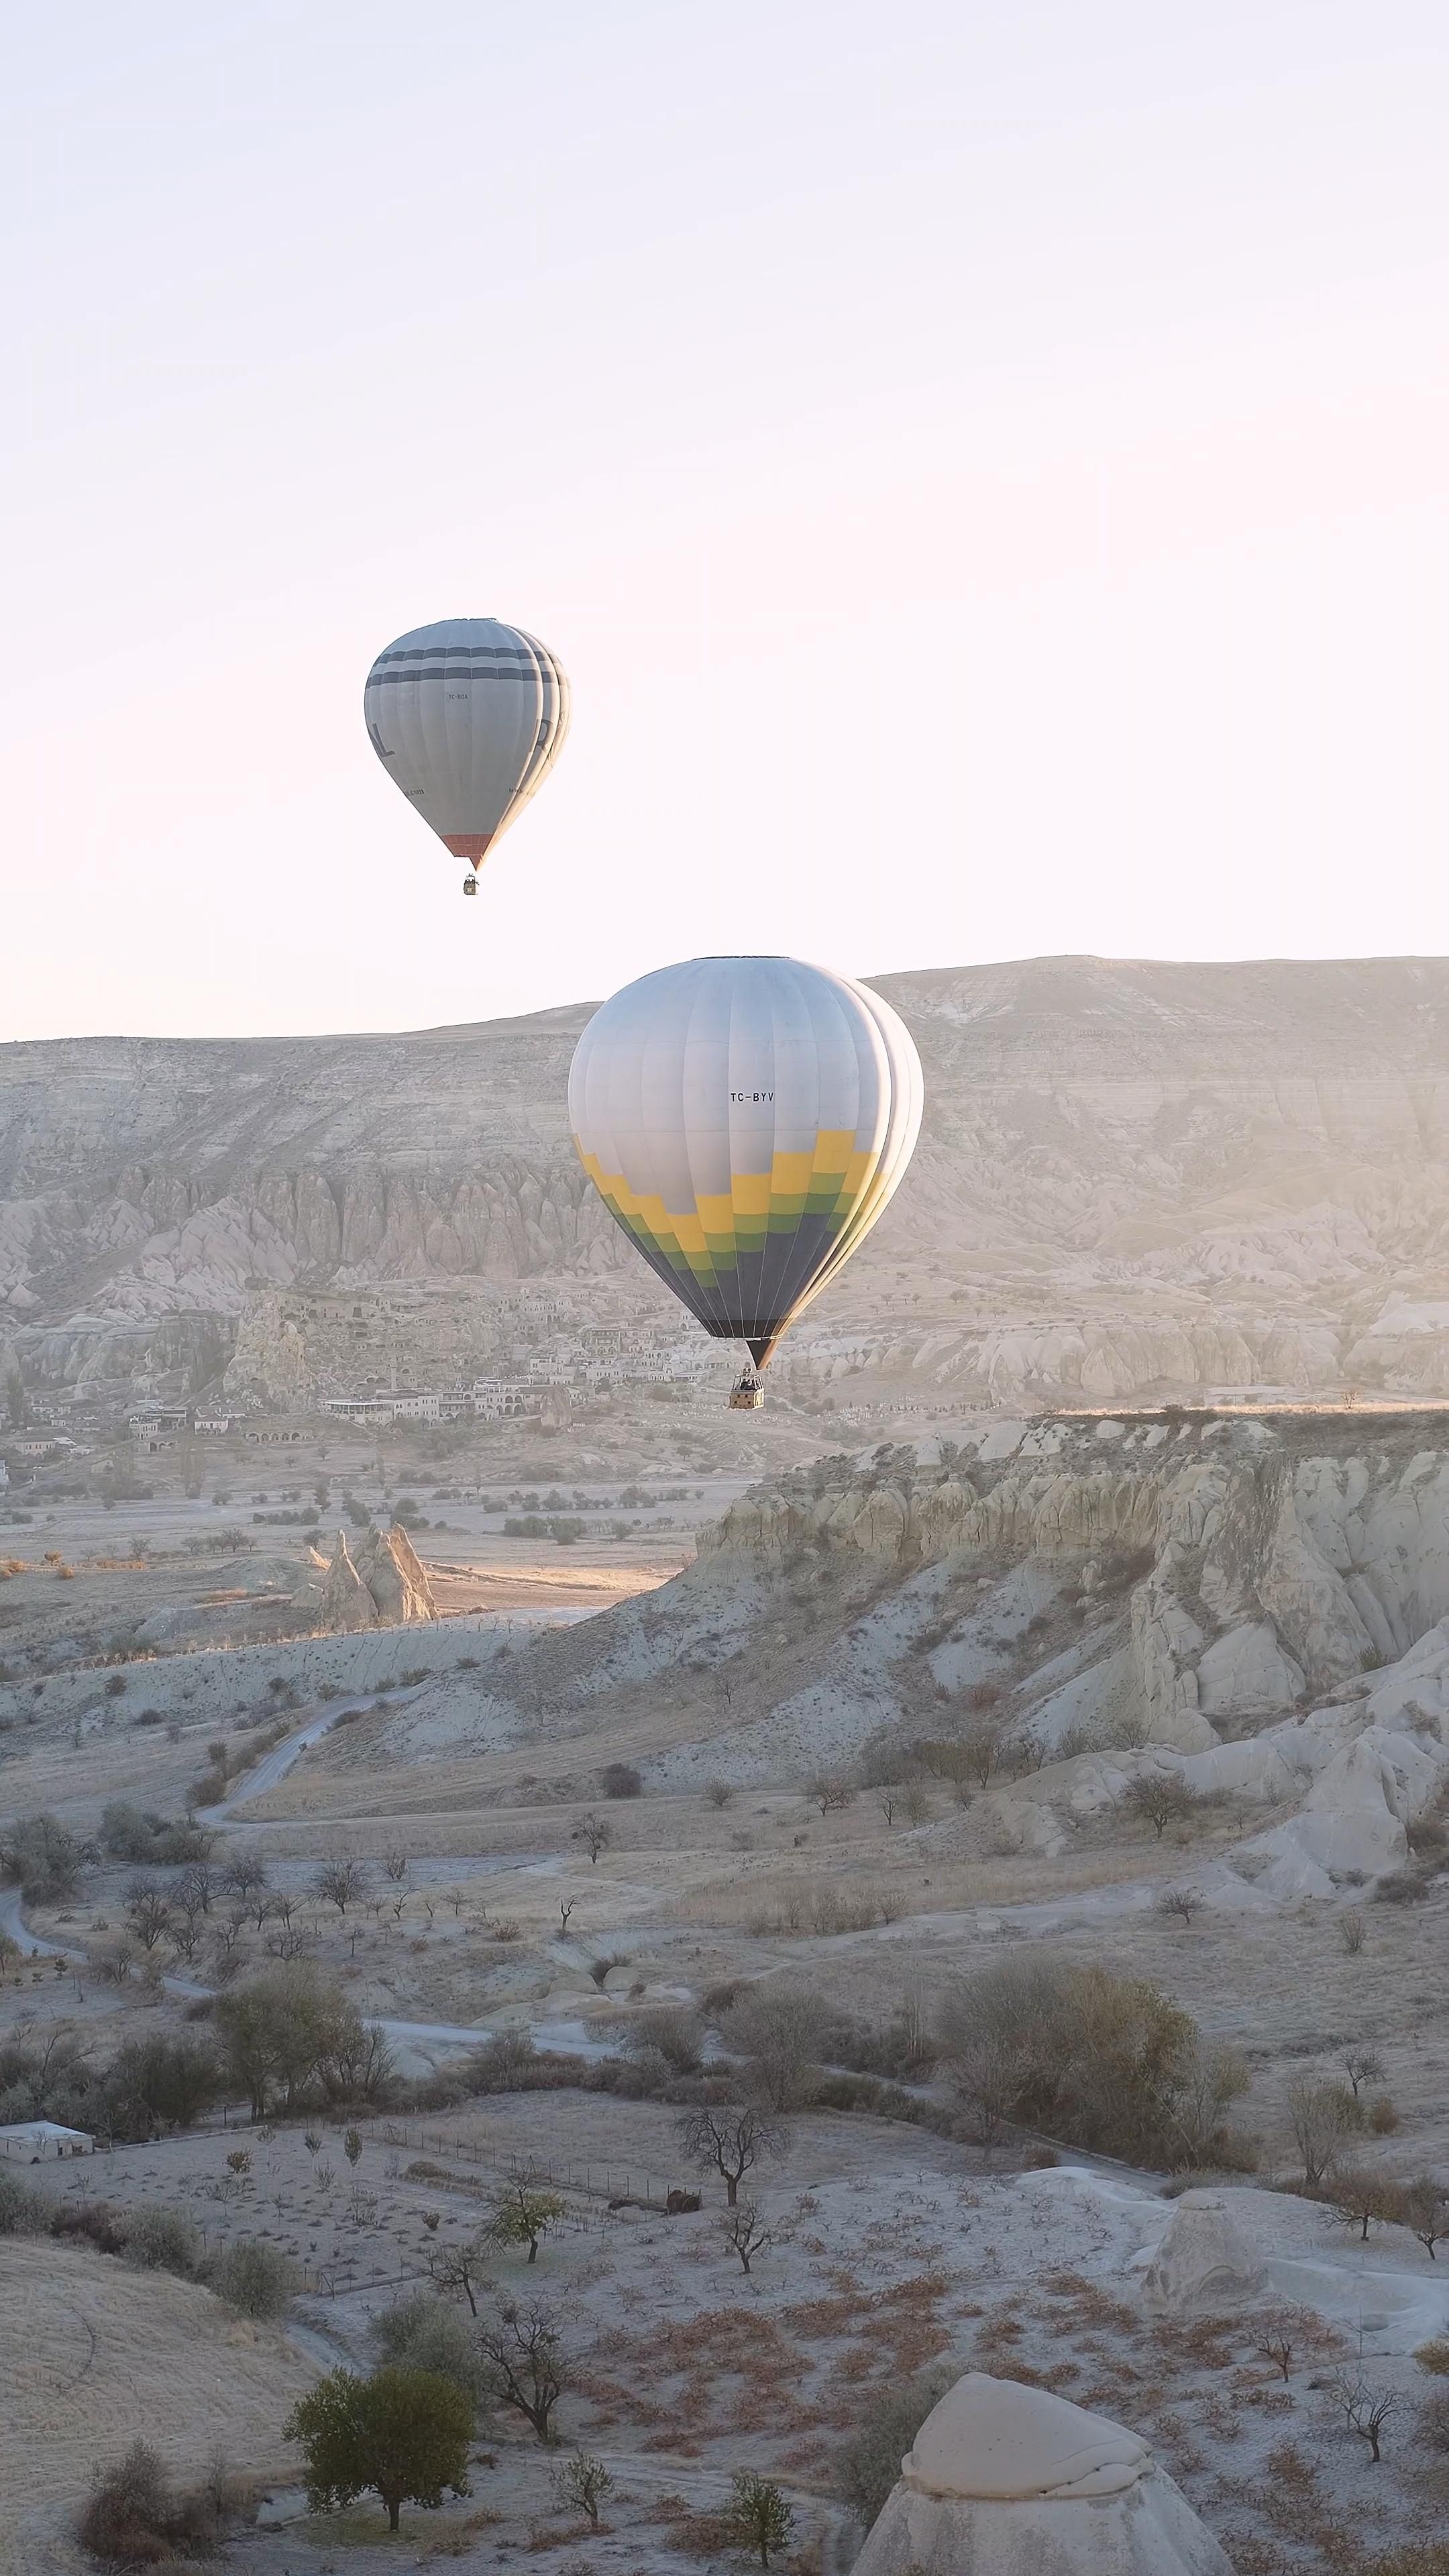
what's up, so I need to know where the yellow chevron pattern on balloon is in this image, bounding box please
[576,1140,871,1286]
[568,955,924,1365]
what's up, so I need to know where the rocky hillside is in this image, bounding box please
[368,1409,1449,1900]
[9,955,1449,1403]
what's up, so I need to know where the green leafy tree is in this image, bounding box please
[486,2178,566,2263]
[283,2366,472,2534]
[215,1964,366,2118]
[727,2471,794,2567]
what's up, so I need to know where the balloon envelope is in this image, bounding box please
[568,955,924,1366]
[363,616,570,866]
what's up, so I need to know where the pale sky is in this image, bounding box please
[3,2,1448,1040]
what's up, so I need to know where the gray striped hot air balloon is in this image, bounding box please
[569,955,923,1404]
[364,617,570,894]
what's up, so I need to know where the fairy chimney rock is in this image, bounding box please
[853,2372,1234,2576]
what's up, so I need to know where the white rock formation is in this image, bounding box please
[853,2371,1233,2575]
[309,1525,436,1631]
[1140,2193,1266,2317]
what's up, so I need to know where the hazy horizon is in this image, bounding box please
[11,945,1449,1053]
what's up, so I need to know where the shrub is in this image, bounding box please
[598,1762,643,1799]
[0,2167,50,2236]
[1286,2078,1360,2188]
[1418,2390,1449,2455]
[1375,1865,1436,1904]
[935,1956,1245,2168]
[623,2005,706,2076]
[838,2366,955,2527]
[77,2440,220,2566]
[371,2290,488,2406]
[553,2451,614,2530]
[726,2471,794,2567]
[723,1983,831,2109]
[121,2206,203,2277]
[1122,1772,1200,1839]
[0,1811,83,1902]
[210,2236,297,2318]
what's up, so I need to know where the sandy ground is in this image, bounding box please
[14,2099,1449,2575]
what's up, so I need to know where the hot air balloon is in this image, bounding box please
[569,956,923,1405]
[364,618,570,896]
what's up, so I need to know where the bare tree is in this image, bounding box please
[724,1984,829,2110]
[382,1845,409,1886]
[313,1857,368,1917]
[1341,2044,1384,2098]
[1331,2167,1403,2243]
[171,1884,207,1952]
[552,2453,614,2530]
[949,2034,1025,2159]
[1403,2177,1449,2260]
[676,2106,788,2206]
[1286,2078,1358,2188]
[902,1782,932,1825]
[1123,1772,1197,1840]
[1334,2371,1405,2464]
[557,1898,574,1934]
[427,2235,486,2318]
[575,1812,610,1866]
[807,1773,855,1815]
[1252,2302,1342,2383]
[123,1883,172,1952]
[877,1786,898,1825]
[223,1852,268,1903]
[475,2297,569,2443]
[176,1860,214,1919]
[957,1709,1007,1790]
[721,2195,771,2275]
[1156,1886,1199,1925]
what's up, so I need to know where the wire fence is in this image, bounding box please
[377,2118,679,2210]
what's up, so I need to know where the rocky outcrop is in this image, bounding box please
[700,1419,1449,1760]
[309,1525,436,1631]
[854,2372,1233,2575]
[1140,2196,1266,2318]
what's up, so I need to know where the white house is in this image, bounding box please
[0,2118,94,2159]
[470,1381,541,1420]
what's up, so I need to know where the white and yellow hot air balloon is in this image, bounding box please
[364,617,570,896]
[569,956,923,1404]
